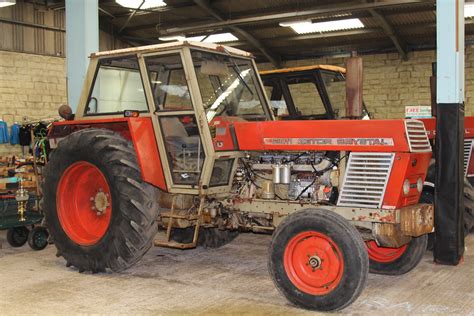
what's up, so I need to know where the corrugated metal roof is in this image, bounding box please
[387,10,435,26]
[2,0,464,63]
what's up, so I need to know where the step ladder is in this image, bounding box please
[154,195,204,249]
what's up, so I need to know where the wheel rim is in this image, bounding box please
[57,161,112,246]
[365,240,407,263]
[284,231,344,295]
[34,230,48,248]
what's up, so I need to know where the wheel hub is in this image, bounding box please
[284,231,344,295]
[92,189,109,215]
[308,254,322,271]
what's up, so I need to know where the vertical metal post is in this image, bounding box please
[65,0,99,112]
[434,0,465,265]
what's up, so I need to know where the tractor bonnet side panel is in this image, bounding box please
[419,116,474,140]
[233,119,411,152]
[382,152,432,209]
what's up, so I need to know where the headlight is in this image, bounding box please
[416,177,423,193]
[403,179,411,195]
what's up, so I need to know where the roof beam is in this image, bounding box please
[99,6,116,19]
[160,0,434,36]
[136,19,474,44]
[118,0,145,34]
[0,17,65,32]
[122,5,437,34]
[192,0,281,67]
[367,8,408,61]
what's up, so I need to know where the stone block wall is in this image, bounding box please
[1,46,473,155]
[258,48,474,118]
[0,50,66,155]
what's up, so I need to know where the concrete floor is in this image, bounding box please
[0,231,473,315]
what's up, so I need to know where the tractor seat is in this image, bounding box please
[165,136,201,152]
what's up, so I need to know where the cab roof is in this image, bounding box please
[259,64,346,75]
[91,41,254,59]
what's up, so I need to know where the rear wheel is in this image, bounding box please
[6,227,29,247]
[366,235,428,275]
[268,209,368,312]
[422,177,473,242]
[423,160,474,235]
[42,128,159,272]
[463,179,474,233]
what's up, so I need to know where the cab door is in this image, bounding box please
[139,51,209,194]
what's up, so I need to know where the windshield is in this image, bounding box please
[191,50,270,122]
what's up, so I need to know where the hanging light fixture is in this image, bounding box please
[0,0,16,8]
[279,18,364,34]
[116,0,166,9]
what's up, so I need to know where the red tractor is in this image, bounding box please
[260,65,474,235]
[44,42,433,311]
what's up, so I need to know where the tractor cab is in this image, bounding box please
[71,41,272,195]
[260,65,370,120]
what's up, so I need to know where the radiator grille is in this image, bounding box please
[404,120,431,152]
[464,139,474,175]
[337,152,394,209]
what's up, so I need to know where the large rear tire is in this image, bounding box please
[424,161,474,235]
[268,209,368,312]
[463,179,474,233]
[366,235,428,275]
[42,128,159,272]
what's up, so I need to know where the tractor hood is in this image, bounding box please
[233,119,431,153]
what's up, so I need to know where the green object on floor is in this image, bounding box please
[0,195,43,230]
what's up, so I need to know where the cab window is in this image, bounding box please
[320,70,346,117]
[144,54,193,111]
[159,115,204,185]
[262,79,290,117]
[85,55,148,115]
[287,80,326,116]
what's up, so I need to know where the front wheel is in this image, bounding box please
[42,128,160,272]
[366,235,428,275]
[268,209,368,312]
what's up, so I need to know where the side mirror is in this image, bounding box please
[58,104,74,120]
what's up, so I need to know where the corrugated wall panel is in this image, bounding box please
[0,2,127,57]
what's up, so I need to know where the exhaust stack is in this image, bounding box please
[345,54,364,118]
